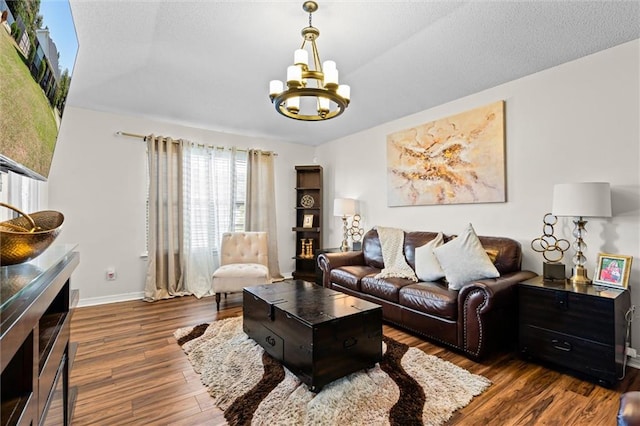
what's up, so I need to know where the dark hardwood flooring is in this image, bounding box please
[70,293,640,425]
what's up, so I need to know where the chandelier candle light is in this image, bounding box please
[552,182,612,285]
[269,1,351,121]
[334,198,356,252]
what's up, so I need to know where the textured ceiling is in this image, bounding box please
[66,0,640,146]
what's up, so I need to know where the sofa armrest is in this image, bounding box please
[459,270,538,311]
[317,251,365,288]
[457,270,537,358]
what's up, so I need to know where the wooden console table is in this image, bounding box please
[1,244,80,425]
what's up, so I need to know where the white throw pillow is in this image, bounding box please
[414,233,445,282]
[433,224,500,290]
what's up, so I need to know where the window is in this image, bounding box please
[185,148,247,250]
[233,156,247,232]
[0,171,42,222]
[145,145,247,253]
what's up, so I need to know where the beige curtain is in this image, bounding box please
[144,135,187,300]
[246,150,283,281]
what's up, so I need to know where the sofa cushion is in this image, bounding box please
[330,266,379,292]
[414,232,445,282]
[434,223,500,290]
[362,229,384,269]
[476,236,521,274]
[403,231,441,269]
[399,282,458,320]
[361,276,415,303]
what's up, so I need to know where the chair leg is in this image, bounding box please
[215,293,221,311]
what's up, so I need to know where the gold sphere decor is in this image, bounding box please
[300,194,315,208]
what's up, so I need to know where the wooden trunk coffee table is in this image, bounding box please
[243,280,382,392]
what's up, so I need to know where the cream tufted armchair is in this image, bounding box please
[211,232,272,311]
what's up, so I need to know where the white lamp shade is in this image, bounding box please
[337,84,350,101]
[287,65,302,84]
[333,198,357,217]
[294,49,308,66]
[323,61,338,86]
[269,80,283,96]
[323,60,337,71]
[324,67,339,86]
[552,182,612,218]
[286,96,300,111]
[318,97,329,113]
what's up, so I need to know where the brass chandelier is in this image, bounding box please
[268,1,351,121]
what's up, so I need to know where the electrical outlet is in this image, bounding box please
[626,347,637,358]
[106,268,117,281]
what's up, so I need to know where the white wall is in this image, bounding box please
[316,40,640,341]
[46,39,639,350]
[48,107,314,305]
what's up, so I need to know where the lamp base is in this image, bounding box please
[569,265,592,285]
[341,216,349,252]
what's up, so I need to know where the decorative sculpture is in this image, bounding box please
[348,214,365,250]
[299,238,314,259]
[531,213,570,280]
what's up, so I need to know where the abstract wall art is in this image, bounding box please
[386,101,506,207]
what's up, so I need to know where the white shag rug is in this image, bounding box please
[175,316,490,426]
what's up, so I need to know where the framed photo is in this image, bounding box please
[593,253,633,289]
[302,214,314,228]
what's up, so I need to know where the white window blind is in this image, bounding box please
[0,171,42,221]
[145,145,247,254]
[183,147,247,251]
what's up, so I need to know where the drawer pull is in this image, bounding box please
[551,339,572,352]
[554,293,569,310]
[265,335,276,347]
[343,337,358,349]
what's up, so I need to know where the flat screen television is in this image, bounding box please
[0,0,78,181]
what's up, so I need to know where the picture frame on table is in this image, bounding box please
[593,253,633,289]
[302,214,314,228]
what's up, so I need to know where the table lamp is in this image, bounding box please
[333,198,356,251]
[552,182,612,285]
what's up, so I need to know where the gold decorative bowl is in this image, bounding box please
[0,203,64,266]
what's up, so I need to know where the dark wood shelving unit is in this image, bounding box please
[1,245,80,426]
[293,165,323,283]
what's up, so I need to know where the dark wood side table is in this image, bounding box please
[518,276,630,387]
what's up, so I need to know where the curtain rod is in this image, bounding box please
[115,131,277,156]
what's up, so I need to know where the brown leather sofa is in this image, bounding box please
[318,229,536,359]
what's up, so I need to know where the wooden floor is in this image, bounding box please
[70,294,640,425]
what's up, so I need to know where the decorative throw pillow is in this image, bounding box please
[433,224,500,290]
[414,233,445,282]
[485,248,500,263]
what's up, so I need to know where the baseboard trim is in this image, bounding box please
[77,291,145,307]
[627,358,640,370]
